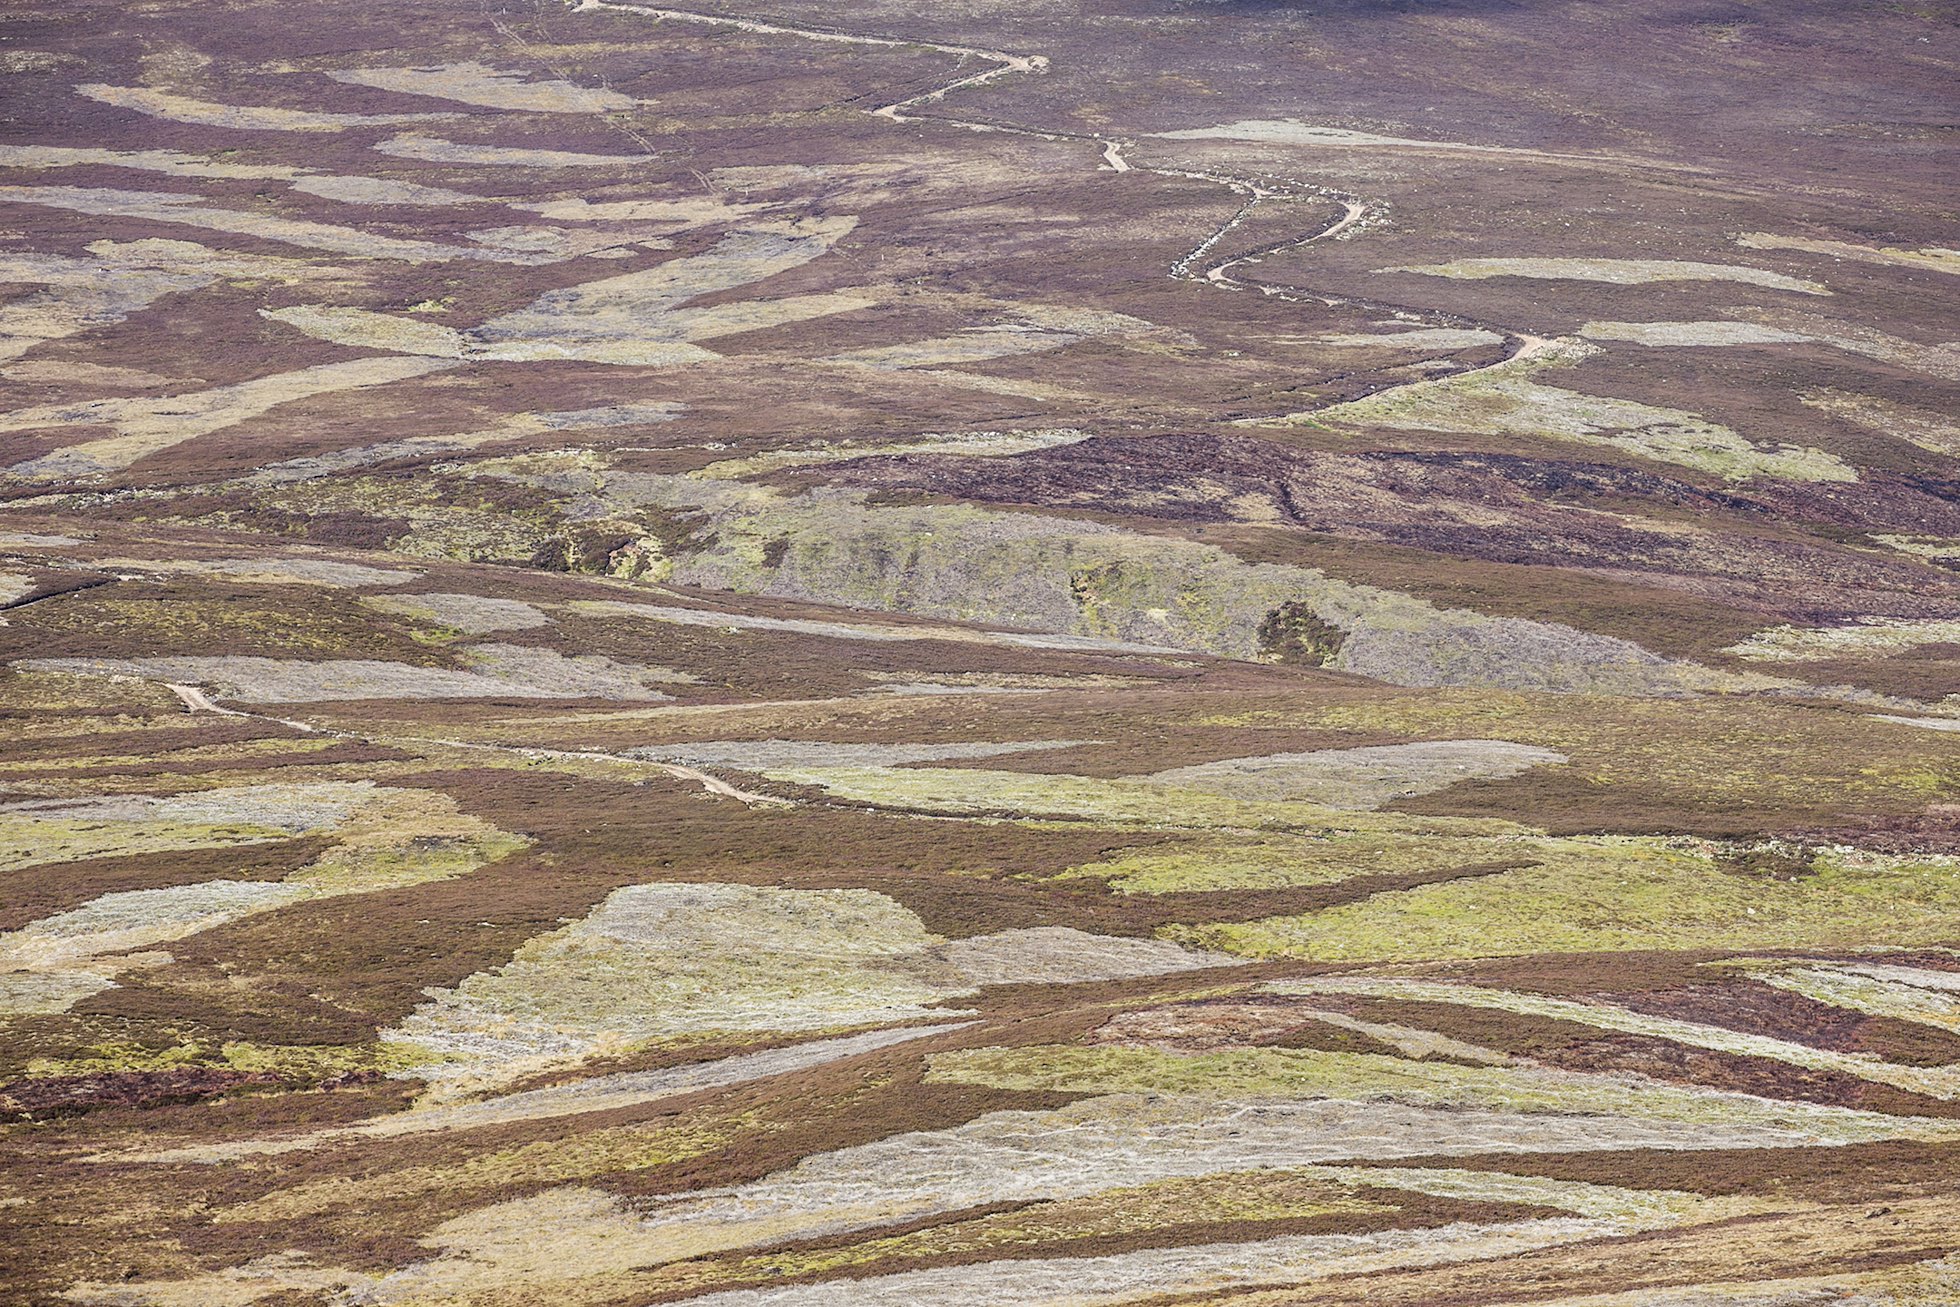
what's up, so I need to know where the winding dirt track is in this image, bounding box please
[46,6,1722,784]
[572,0,1531,384]
[576,0,1046,122]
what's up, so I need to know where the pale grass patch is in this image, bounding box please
[1289,337,1855,482]
[76,82,452,131]
[387,882,1230,1096]
[376,134,653,167]
[328,63,638,113]
[1264,975,1960,1099]
[1723,617,1960,662]
[1739,232,1960,277]
[0,185,547,263]
[1384,257,1826,294]
[1,356,460,480]
[264,217,868,365]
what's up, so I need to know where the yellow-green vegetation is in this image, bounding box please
[1723,617,1960,663]
[1055,827,1558,893]
[1056,834,1417,893]
[759,761,1527,833]
[0,668,184,713]
[226,1109,773,1224]
[1173,843,1960,962]
[614,472,1766,696]
[656,1169,1393,1293]
[237,464,672,576]
[249,475,560,565]
[28,1038,431,1080]
[283,787,525,894]
[926,1044,1957,1141]
[1201,690,1959,814]
[0,806,302,873]
[1277,338,1855,483]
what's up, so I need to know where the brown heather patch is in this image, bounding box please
[0,570,113,614]
[1387,762,1926,838]
[0,836,334,930]
[1626,983,1960,1068]
[32,1076,418,1157]
[1268,1022,1405,1058]
[1536,1033,1960,1118]
[74,969,390,1050]
[0,1067,280,1122]
[1775,652,1960,701]
[1363,1139,1960,1205]
[8,579,451,664]
[536,603,1204,704]
[0,719,276,763]
[1348,995,1960,1116]
[1795,809,1960,857]
[28,740,415,782]
[853,860,1530,940]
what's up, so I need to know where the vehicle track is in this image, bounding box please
[568,0,1536,397]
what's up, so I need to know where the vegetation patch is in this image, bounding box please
[1383,258,1827,294]
[1264,975,1960,1099]
[1,785,523,1015]
[264,217,869,365]
[1174,843,1960,963]
[387,883,1226,1096]
[926,1043,1956,1139]
[1257,601,1348,667]
[1284,339,1854,483]
[1723,617,1960,663]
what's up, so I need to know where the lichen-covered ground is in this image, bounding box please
[1,0,1957,1303]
